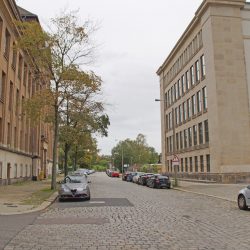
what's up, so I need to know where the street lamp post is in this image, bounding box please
[155,98,178,186]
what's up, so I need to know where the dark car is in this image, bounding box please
[122,172,131,181]
[146,175,171,189]
[126,172,137,182]
[138,173,155,185]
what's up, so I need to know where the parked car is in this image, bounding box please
[146,175,171,189]
[238,185,250,210]
[111,171,120,178]
[122,172,131,181]
[138,173,155,185]
[58,175,90,201]
[126,172,137,182]
[132,172,145,183]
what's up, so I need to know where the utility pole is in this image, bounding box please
[121,146,124,174]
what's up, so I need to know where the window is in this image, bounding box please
[7,122,11,145]
[9,81,13,110]
[201,55,206,77]
[176,133,179,150]
[20,164,23,177]
[3,29,10,59]
[183,102,187,122]
[181,158,184,172]
[181,75,185,95]
[191,95,196,115]
[187,99,191,119]
[0,71,6,100]
[197,91,202,113]
[14,127,17,148]
[202,86,207,111]
[173,83,177,101]
[195,60,200,82]
[179,105,183,124]
[177,80,180,99]
[169,112,172,130]
[180,131,183,149]
[23,63,28,86]
[0,118,2,143]
[0,162,2,179]
[14,164,17,178]
[195,156,198,172]
[184,129,188,148]
[200,155,204,172]
[189,157,193,172]
[185,71,190,90]
[188,127,192,147]
[170,136,173,153]
[12,42,17,70]
[185,158,188,172]
[18,54,23,80]
[193,125,197,146]
[198,122,203,144]
[175,107,179,125]
[25,165,28,177]
[166,138,169,153]
[190,66,195,86]
[168,89,171,106]
[206,154,210,172]
[16,89,19,115]
[204,120,209,143]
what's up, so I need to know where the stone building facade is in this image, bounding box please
[0,0,53,185]
[157,0,250,183]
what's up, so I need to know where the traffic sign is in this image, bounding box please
[172,154,179,166]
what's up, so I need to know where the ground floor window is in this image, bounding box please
[206,154,210,172]
[0,162,2,179]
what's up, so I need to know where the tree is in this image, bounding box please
[16,11,107,189]
[111,134,159,172]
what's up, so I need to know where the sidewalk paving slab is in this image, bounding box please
[0,179,58,216]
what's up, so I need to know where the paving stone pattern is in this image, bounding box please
[4,173,250,250]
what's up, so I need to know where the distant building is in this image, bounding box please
[157,0,250,183]
[0,0,53,185]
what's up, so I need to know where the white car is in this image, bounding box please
[132,172,144,183]
[238,185,250,210]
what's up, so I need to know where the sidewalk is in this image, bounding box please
[174,180,248,202]
[0,179,58,215]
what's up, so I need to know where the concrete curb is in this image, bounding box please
[173,187,236,203]
[0,191,58,216]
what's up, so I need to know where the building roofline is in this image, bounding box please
[156,0,246,76]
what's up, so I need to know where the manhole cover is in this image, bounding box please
[34,217,109,225]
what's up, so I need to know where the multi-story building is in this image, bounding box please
[157,0,250,183]
[0,0,53,185]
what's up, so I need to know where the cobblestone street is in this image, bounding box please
[4,172,250,250]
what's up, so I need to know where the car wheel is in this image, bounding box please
[238,195,247,210]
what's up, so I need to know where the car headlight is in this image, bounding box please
[77,188,87,192]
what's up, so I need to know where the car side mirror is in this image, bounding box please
[247,185,250,189]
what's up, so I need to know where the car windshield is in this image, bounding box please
[65,176,86,183]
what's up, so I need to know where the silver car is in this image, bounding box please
[238,185,250,210]
[58,175,91,201]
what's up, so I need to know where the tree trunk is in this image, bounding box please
[64,143,70,176]
[73,146,78,171]
[51,103,59,190]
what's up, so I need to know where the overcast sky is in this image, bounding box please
[17,0,209,155]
